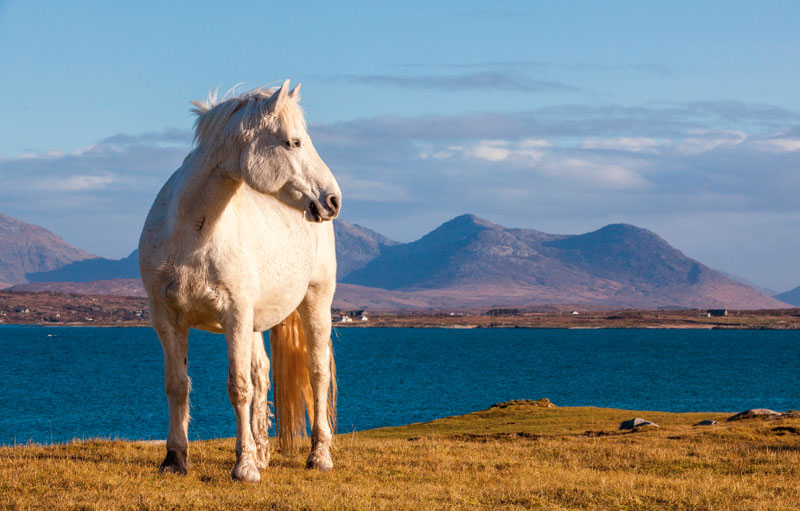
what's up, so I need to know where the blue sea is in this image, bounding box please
[1,325,798,445]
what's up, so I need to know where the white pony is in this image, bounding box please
[139,80,340,482]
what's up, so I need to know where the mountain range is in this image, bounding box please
[0,211,794,310]
[335,215,788,309]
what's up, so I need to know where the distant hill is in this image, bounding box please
[26,250,140,283]
[0,212,94,285]
[340,214,788,310]
[4,212,788,310]
[775,285,800,306]
[7,278,146,297]
[334,220,398,280]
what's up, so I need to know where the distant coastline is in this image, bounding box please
[1,290,798,330]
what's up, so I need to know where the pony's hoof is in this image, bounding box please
[231,458,261,482]
[305,448,333,472]
[159,449,187,475]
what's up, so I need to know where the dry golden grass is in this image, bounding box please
[2,401,799,510]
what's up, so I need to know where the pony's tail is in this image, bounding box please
[269,310,337,453]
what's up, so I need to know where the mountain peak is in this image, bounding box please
[593,223,660,239]
[334,219,398,248]
[0,212,94,285]
[334,219,399,280]
[416,214,501,245]
[447,214,501,229]
[550,223,669,250]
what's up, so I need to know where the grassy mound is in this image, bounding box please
[2,401,798,510]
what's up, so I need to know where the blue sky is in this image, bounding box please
[1,1,799,291]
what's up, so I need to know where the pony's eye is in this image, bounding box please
[285,139,301,148]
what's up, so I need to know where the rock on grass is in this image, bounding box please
[619,417,659,430]
[727,409,782,421]
[693,420,719,426]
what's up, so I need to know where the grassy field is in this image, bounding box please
[2,400,799,510]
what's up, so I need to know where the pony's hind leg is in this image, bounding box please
[251,331,271,470]
[298,284,335,472]
[153,318,191,474]
[226,313,261,482]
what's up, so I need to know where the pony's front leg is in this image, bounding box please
[153,319,190,474]
[299,287,335,471]
[226,314,260,482]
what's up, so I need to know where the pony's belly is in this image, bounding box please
[252,285,308,332]
[253,307,292,332]
[188,311,299,335]
[179,297,302,334]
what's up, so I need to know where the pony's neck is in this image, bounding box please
[171,153,241,243]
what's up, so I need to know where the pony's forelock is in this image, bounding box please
[190,85,306,147]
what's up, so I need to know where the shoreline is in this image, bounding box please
[1,290,798,330]
[2,321,798,330]
[0,320,800,331]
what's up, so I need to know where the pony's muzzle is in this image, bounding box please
[306,194,340,223]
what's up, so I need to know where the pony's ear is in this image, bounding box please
[269,79,291,113]
[289,83,302,101]
[239,136,288,193]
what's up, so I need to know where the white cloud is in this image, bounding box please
[417,143,465,160]
[675,129,747,154]
[423,138,548,164]
[519,138,551,148]
[71,144,98,156]
[757,137,800,152]
[416,138,643,188]
[467,140,511,162]
[539,156,648,190]
[515,138,550,161]
[581,137,663,152]
[41,175,116,191]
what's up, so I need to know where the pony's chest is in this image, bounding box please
[236,254,313,331]
[209,208,316,311]
[214,203,318,284]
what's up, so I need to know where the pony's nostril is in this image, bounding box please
[327,195,340,212]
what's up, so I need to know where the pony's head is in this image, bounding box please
[191,80,341,222]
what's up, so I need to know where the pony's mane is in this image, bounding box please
[190,86,306,146]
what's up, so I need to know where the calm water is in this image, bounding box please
[1,325,798,445]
